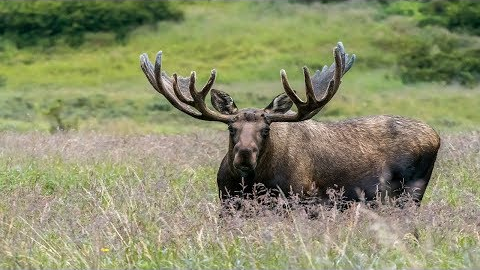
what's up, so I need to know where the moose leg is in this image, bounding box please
[400,152,438,206]
[406,154,437,204]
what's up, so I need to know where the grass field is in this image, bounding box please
[0,131,479,269]
[1,1,480,269]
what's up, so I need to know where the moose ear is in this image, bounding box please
[264,93,293,114]
[211,89,239,115]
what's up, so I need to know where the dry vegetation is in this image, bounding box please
[0,130,479,269]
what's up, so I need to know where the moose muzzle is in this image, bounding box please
[233,145,258,174]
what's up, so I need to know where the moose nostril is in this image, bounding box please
[234,147,257,165]
[238,148,252,158]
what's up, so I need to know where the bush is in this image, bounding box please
[381,0,480,36]
[0,75,6,88]
[379,1,480,86]
[43,99,78,133]
[0,1,183,47]
[381,1,424,19]
[398,33,480,86]
[419,0,480,36]
[289,0,348,4]
[0,97,34,120]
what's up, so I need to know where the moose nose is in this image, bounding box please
[233,146,258,171]
[237,148,254,159]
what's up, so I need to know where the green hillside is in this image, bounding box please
[0,1,479,133]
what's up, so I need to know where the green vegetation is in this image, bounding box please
[0,1,183,47]
[381,0,480,86]
[0,1,479,133]
[397,33,480,86]
[420,1,480,35]
[381,0,480,35]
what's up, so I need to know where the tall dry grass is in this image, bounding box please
[0,131,479,268]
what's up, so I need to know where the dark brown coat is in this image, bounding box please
[216,112,440,204]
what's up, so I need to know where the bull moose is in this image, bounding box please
[140,42,440,206]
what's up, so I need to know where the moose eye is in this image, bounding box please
[228,125,236,136]
[261,127,270,138]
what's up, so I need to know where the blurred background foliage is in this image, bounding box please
[0,0,479,133]
[380,0,480,86]
[0,1,183,47]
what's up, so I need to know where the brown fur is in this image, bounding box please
[217,112,440,205]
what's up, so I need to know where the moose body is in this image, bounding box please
[217,114,440,203]
[140,42,440,206]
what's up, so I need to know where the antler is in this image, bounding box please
[140,52,232,123]
[268,42,355,122]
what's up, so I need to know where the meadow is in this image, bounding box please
[0,1,479,269]
[0,131,479,269]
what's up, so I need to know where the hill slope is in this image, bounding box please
[0,1,479,133]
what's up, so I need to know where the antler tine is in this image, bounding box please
[140,51,231,123]
[344,53,356,74]
[317,43,343,107]
[172,73,194,105]
[268,42,355,123]
[140,53,160,92]
[303,66,315,103]
[307,42,349,112]
[338,41,346,73]
[188,69,231,123]
[200,69,217,98]
[152,51,166,92]
[150,52,201,118]
[332,43,343,96]
[280,69,303,104]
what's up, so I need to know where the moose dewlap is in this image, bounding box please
[140,42,440,206]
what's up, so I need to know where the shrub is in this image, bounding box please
[0,1,183,47]
[0,75,6,88]
[0,97,34,120]
[289,0,348,4]
[381,1,424,19]
[43,99,78,133]
[380,0,480,36]
[398,33,480,86]
[418,0,480,36]
[379,0,480,86]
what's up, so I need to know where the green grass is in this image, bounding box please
[0,1,478,133]
[0,2,399,89]
[2,74,478,133]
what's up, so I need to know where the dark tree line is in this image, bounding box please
[0,1,183,47]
